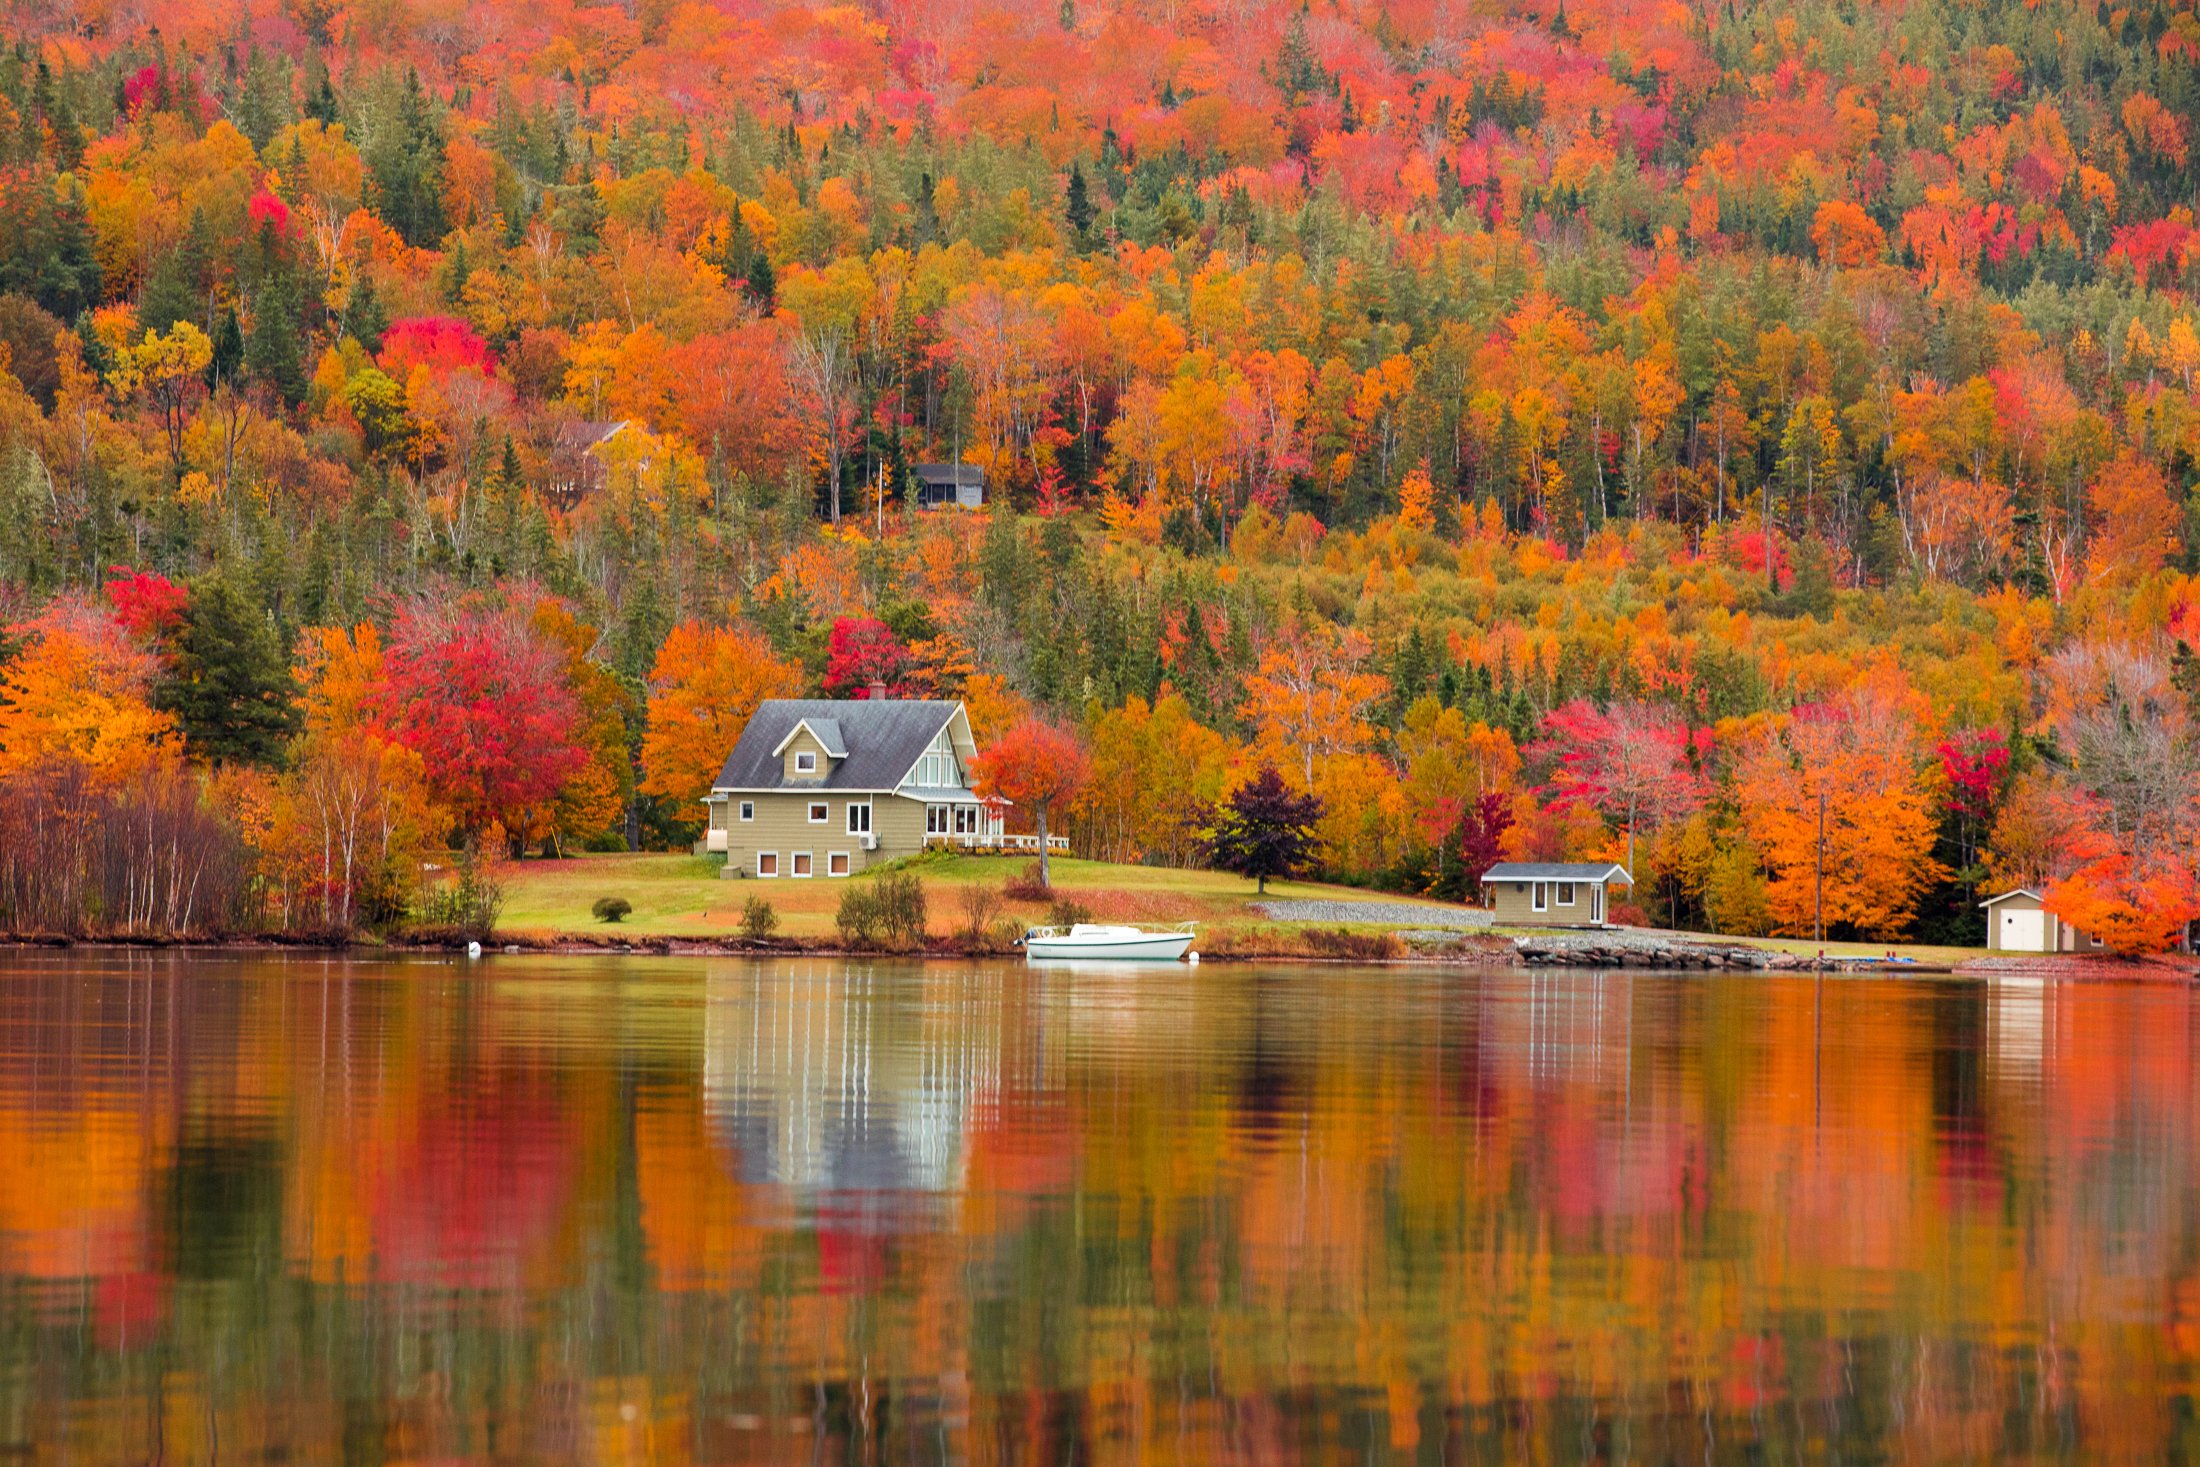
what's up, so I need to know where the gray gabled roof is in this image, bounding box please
[714,699,961,793]
[1481,862,1633,884]
[1979,887,2045,908]
[772,717,845,758]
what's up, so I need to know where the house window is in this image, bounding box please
[795,751,817,774]
[739,801,754,822]
[829,852,850,876]
[1557,882,1575,906]
[757,852,779,878]
[792,852,812,878]
[954,805,980,835]
[808,803,828,823]
[708,802,726,832]
[1532,882,1549,912]
[926,804,949,835]
[847,802,871,834]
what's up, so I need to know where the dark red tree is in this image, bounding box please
[1203,765,1324,893]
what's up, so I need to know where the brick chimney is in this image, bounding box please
[867,680,888,700]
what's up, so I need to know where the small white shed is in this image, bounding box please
[1980,888,2102,953]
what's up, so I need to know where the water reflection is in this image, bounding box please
[0,952,2197,1462]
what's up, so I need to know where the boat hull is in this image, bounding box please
[1025,933,1194,962]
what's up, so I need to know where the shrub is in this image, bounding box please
[957,880,1005,944]
[877,871,928,946]
[591,896,632,923]
[413,844,506,942]
[1003,860,1051,901]
[1300,927,1399,960]
[1045,897,1092,928]
[837,871,929,949]
[739,895,779,942]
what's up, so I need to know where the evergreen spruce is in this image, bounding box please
[158,575,301,767]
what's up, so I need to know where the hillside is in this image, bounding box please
[0,0,2197,951]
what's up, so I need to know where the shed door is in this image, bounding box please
[2000,909,2047,952]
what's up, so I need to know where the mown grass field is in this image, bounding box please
[491,850,1465,944]
[489,851,1983,962]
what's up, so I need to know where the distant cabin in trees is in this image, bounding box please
[1481,862,1632,927]
[913,463,985,509]
[546,419,632,502]
[703,697,1066,878]
[1980,889,2107,953]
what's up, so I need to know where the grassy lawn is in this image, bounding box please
[489,851,1983,964]
[490,850,1470,943]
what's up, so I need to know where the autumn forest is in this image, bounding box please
[2,0,2199,949]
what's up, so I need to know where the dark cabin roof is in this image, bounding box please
[714,699,959,792]
[913,463,985,486]
[1481,862,1633,884]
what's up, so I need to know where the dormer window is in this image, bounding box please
[795,751,817,774]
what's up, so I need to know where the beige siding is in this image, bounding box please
[780,726,838,783]
[718,790,961,878]
[1486,878,1606,927]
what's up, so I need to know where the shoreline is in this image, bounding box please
[4,930,2192,980]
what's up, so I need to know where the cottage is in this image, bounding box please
[1980,888,2105,953]
[545,418,631,502]
[703,698,1059,878]
[913,463,985,509]
[1480,862,1632,927]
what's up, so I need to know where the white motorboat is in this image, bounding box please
[1021,922,1196,961]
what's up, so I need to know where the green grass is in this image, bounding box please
[489,851,1474,942]
[487,851,1983,963]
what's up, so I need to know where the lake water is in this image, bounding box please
[0,953,2196,1463]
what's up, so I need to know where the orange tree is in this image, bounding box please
[638,622,803,840]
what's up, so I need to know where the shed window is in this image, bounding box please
[757,852,778,878]
[1557,881,1576,906]
[1532,882,1549,912]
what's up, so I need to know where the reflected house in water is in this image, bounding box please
[700,966,1007,1237]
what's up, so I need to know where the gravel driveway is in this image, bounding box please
[1254,899,1493,929]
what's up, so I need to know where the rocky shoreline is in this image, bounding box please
[1511,933,1945,972]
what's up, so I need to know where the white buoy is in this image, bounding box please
[466,940,482,959]
[1185,951,1200,965]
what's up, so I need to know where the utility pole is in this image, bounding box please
[1813,786,1826,945]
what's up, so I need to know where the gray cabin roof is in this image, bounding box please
[913,463,984,486]
[1979,887,2046,908]
[715,699,961,793]
[1481,862,1633,884]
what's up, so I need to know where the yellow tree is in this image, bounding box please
[1239,620,1390,791]
[639,622,803,837]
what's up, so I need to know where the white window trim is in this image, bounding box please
[739,801,754,822]
[1557,882,1575,906]
[847,801,871,834]
[808,802,829,824]
[794,751,818,774]
[757,852,779,878]
[828,852,850,877]
[926,803,949,834]
[791,851,813,878]
[1531,881,1549,913]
